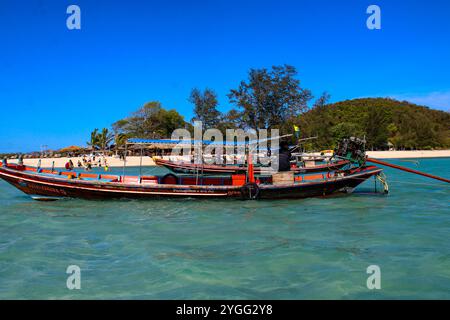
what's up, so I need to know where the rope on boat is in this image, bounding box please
[376,172,389,193]
[338,172,389,194]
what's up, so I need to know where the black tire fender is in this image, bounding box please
[240,182,260,200]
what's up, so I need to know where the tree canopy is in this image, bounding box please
[189,88,221,128]
[227,65,312,130]
[296,98,450,150]
[87,128,113,151]
[112,101,188,139]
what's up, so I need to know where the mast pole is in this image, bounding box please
[139,146,143,181]
[247,151,255,183]
[122,142,127,181]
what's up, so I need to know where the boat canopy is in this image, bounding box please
[127,138,252,146]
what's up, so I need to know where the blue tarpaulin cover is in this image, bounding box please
[127,138,250,145]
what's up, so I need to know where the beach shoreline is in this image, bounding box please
[5,150,450,168]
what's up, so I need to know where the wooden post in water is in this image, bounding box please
[139,146,143,180]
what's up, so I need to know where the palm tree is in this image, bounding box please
[87,128,99,151]
[114,133,128,154]
[97,128,114,154]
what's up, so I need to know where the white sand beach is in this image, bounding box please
[5,150,450,168]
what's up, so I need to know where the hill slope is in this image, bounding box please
[297,98,450,150]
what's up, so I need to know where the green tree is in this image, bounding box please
[97,128,114,152]
[331,122,364,145]
[228,65,312,130]
[87,128,99,150]
[310,92,334,148]
[114,133,128,152]
[158,109,187,137]
[127,101,164,138]
[365,106,390,150]
[112,119,129,135]
[111,101,188,139]
[217,109,244,133]
[296,97,450,150]
[87,128,113,152]
[189,88,221,128]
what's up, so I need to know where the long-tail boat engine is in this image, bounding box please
[334,137,367,165]
[334,137,388,194]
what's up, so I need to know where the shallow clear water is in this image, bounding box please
[0,159,449,299]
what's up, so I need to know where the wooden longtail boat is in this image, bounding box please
[153,158,350,175]
[0,163,382,201]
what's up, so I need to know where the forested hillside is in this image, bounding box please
[297,98,450,150]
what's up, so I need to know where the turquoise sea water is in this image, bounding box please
[0,158,449,299]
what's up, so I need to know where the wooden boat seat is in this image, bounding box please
[123,176,140,184]
[79,173,98,179]
[72,173,116,182]
[61,171,77,178]
[40,169,55,174]
[99,174,120,183]
[100,174,117,180]
[303,173,325,181]
[141,176,158,185]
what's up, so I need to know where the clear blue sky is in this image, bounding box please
[1,0,450,152]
